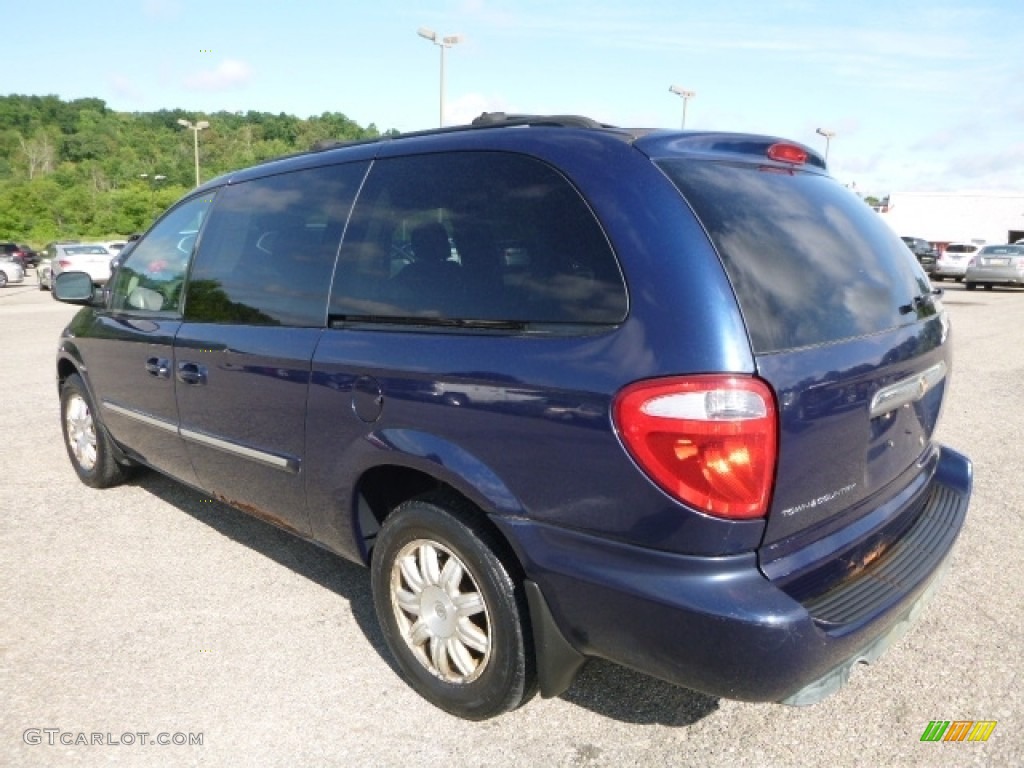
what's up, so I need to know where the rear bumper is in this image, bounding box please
[500,445,971,703]
[965,269,1024,285]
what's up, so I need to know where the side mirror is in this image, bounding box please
[53,271,100,305]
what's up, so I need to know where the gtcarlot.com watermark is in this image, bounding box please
[23,728,203,747]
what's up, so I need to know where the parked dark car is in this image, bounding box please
[52,113,972,720]
[17,244,39,268]
[900,236,937,273]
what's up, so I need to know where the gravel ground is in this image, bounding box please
[1,278,1020,767]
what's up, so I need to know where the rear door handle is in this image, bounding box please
[176,361,208,386]
[145,357,171,379]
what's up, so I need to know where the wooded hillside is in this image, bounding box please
[0,94,388,245]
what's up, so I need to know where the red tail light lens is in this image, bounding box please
[614,376,778,519]
[766,143,808,165]
[59,259,72,268]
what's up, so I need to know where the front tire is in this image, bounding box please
[965,282,977,291]
[60,373,132,488]
[370,494,536,720]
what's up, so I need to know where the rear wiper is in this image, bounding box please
[899,287,943,315]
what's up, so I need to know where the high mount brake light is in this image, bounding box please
[766,143,808,165]
[614,376,778,520]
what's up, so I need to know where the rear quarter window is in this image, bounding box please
[329,151,627,327]
[658,159,930,353]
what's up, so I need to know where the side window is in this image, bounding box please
[184,162,369,327]
[329,152,627,325]
[109,194,214,313]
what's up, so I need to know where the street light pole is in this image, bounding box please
[177,118,210,187]
[816,127,836,163]
[418,27,462,127]
[668,85,696,129]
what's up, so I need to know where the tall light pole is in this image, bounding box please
[668,85,696,129]
[418,27,462,127]
[177,118,210,187]
[816,127,836,163]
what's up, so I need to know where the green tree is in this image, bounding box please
[0,94,390,245]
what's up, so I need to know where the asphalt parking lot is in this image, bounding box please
[2,276,1021,767]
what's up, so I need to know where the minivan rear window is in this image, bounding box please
[658,160,930,353]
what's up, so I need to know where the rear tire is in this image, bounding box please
[60,374,132,488]
[984,284,993,291]
[370,494,536,720]
[965,282,976,291]
[0,271,7,288]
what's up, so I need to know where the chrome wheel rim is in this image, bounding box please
[390,539,491,684]
[65,394,98,471]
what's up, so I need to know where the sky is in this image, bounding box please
[5,0,1023,197]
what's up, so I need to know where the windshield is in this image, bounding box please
[979,245,1024,256]
[65,246,109,255]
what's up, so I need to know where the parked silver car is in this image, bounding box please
[37,259,53,290]
[49,244,113,286]
[964,244,1024,290]
[0,255,25,287]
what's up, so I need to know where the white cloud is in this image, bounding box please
[108,73,143,102]
[142,0,181,19]
[184,59,254,91]
[445,93,510,127]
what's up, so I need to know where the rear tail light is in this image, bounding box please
[59,259,72,268]
[613,376,778,519]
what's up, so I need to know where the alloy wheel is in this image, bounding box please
[65,393,98,472]
[389,539,492,683]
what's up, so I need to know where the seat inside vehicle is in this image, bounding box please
[390,222,466,314]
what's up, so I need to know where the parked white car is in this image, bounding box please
[0,256,25,287]
[49,244,113,286]
[933,242,982,282]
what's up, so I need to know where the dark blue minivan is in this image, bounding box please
[54,113,971,719]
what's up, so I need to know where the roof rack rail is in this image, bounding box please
[304,112,617,155]
[470,112,612,130]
